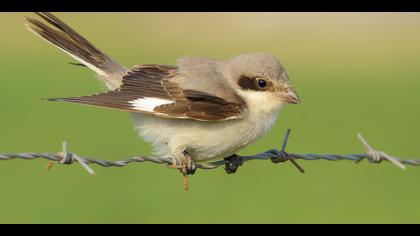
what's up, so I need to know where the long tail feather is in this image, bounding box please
[25,12,126,90]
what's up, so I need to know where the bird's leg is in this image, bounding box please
[167,159,189,191]
[168,150,196,191]
[224,154,244,174]
[181,150,197,176]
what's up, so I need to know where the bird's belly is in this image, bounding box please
[131,110,279,162]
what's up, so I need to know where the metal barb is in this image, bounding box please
[281,128,292,152]
[271,128,305,173]
[357,133,406,170]
[45,142,96,175]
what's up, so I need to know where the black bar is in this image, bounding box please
[1,0,419,12]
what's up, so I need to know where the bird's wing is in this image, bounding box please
[48,64,246,121]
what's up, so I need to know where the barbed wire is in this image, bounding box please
[1,129,419,190]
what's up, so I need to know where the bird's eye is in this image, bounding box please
[238,75,271,91]
[257,79,268,88]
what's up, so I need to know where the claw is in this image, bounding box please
[224,154,243,174]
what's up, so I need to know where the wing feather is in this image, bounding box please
[49,64,246,121]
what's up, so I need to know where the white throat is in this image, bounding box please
[237,90,285,115]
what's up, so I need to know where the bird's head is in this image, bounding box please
[226,53,300,113]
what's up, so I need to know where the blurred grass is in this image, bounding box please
[0,12,420,223]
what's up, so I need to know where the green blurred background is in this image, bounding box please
[0,12,420,223]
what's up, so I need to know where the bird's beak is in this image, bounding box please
[277,89,301,104]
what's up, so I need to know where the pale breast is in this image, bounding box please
[131,107,280,162]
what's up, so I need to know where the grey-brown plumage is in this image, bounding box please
[26,12,301,166]
[26,13,246,121]
[49,64,246,121]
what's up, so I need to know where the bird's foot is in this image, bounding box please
[167,151,197,191]
[180,152,197,191]
[224,154,244,174]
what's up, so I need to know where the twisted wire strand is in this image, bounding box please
[0,129,419,174]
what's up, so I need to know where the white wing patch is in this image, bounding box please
[129,97,174,112]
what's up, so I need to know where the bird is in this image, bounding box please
[25,12,301,182]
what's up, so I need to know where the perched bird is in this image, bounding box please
[25,12,300,180]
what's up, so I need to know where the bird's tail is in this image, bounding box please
[25,12,126,90]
